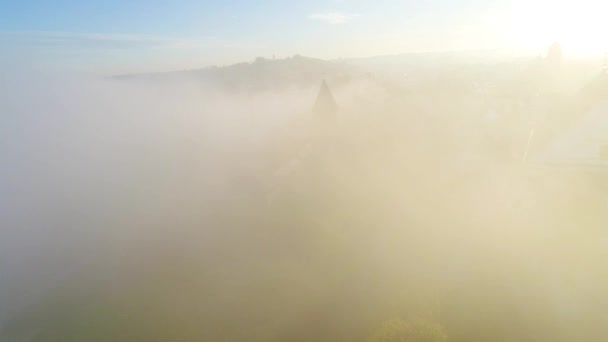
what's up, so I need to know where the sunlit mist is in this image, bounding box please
[2,1,608,342]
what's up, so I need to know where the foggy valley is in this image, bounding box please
[3,1,608,340]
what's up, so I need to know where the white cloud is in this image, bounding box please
[0,30,262,73]
[0,31,247,50]
[308,12,360,25]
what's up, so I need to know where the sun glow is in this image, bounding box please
[511,0,608,56]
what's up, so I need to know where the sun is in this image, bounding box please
[510,0,608,57]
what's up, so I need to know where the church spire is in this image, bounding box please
[313,80,338,115]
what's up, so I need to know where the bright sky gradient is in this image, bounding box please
[1,0,606,73]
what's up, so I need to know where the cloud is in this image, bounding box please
[0,31,247,51]
[308,12,360,25]
[0,30,265,74]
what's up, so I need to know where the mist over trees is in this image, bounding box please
[2,52,608,341]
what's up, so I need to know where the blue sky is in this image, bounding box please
[1,0,599,73]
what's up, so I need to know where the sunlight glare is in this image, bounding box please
[512,0,608,56]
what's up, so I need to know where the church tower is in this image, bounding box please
[313,80,338,116]
[546,42,562,68]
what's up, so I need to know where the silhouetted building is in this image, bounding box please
[313,80,338,115]
[546,42,562,71]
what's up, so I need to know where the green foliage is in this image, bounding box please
[371,319,448,342]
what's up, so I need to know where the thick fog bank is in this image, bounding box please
[2,69,608,341]
[0,73,331,327]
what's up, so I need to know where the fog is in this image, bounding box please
[2,60,608,341]
[0,72,385,339]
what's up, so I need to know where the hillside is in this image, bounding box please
[115,55,364,92]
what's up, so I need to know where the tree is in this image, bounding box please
[370,319,448,342]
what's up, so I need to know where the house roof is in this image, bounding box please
[540,102,608,167]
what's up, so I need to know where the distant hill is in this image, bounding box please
[342,49,532,68]
[114,55,363,92]
[112,50,542,92]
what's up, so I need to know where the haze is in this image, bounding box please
[2,1,608,341]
